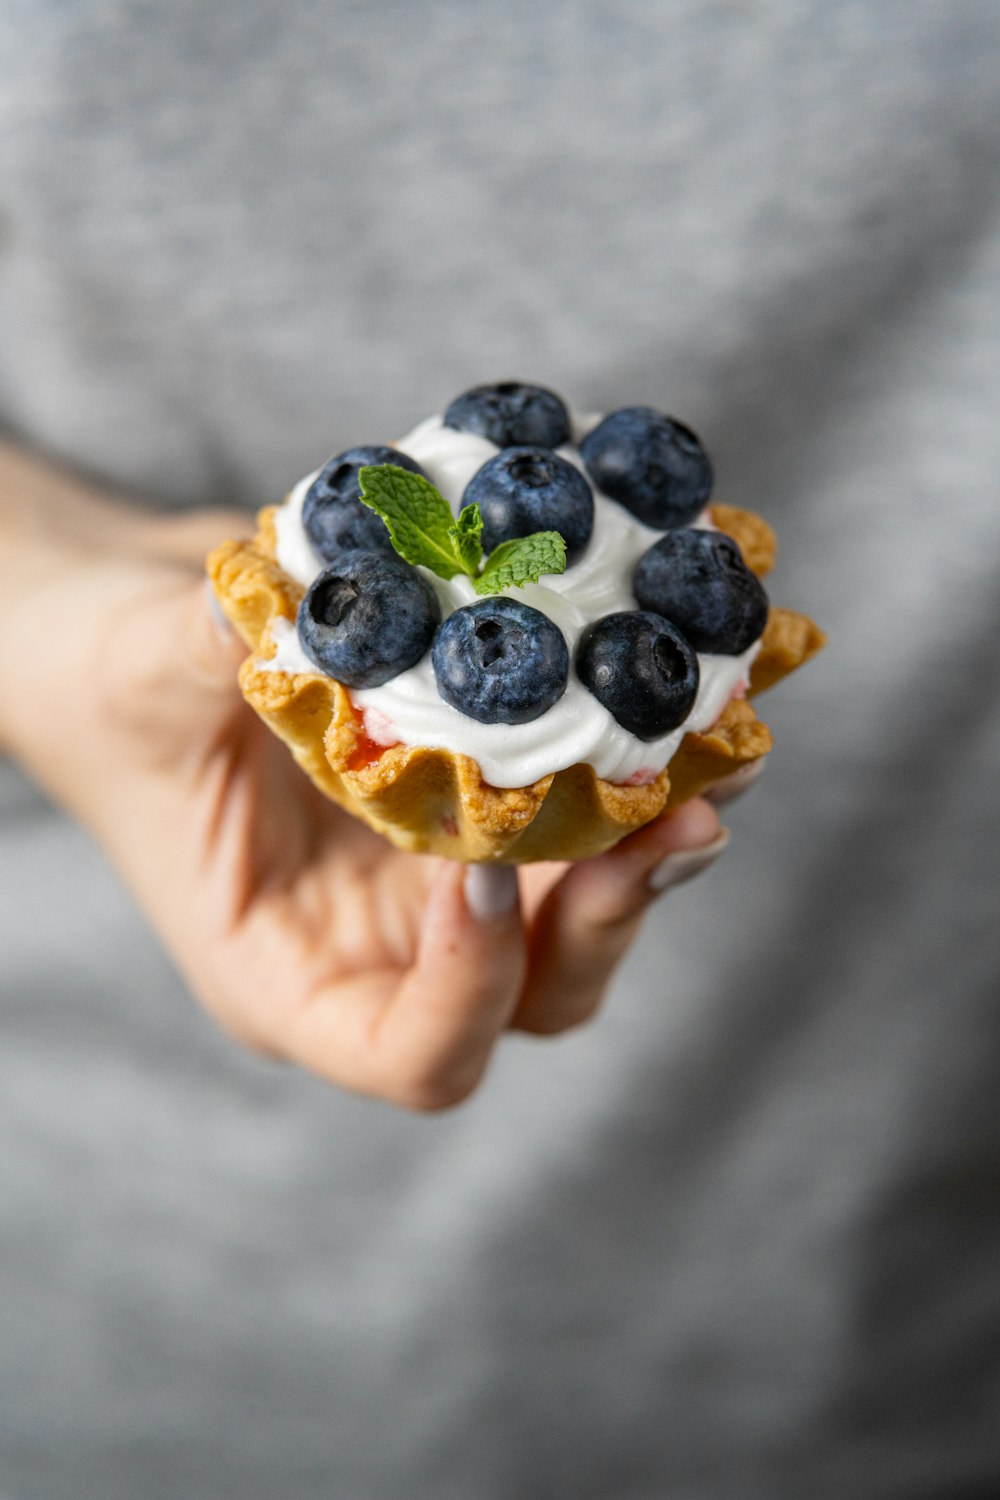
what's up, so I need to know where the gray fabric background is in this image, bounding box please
[1,2,999,1497]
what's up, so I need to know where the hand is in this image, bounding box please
[0,447,729,1109]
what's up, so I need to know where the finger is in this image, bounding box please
[153,573,250,728]
[284,861,528,1110]
[703,754,769,807]
[88,570,249,771]
[513,799,727,1035]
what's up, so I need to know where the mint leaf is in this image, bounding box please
[474,531,567,595]
[448,503,484,575]
[358,465,467,579]
[358,465,568,593]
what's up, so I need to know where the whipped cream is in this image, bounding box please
[264,413,759,789]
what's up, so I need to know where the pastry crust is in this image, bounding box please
[207,500,824,862]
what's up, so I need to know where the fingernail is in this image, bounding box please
[464,864,519,921]
[704,756,768,807]
[204,577,236,642]
[648,828,730,894]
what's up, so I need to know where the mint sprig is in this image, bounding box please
[358,464,567,594]
[475,531,566,595]
[448,501,484,575]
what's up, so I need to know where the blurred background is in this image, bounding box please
[1,3,998,1497]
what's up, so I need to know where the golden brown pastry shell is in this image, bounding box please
[208,501,825,862]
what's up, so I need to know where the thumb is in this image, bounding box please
[166,575,251,737]
[97,570,250,767]
[190,575,251,695]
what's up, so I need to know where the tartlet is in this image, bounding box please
[208,385,825,862]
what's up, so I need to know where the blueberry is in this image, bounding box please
[443,382,571,448]
[575,612,700,739]
[462,446,594,564]
[632,528,769,655]
[432,598,569,724]
[302,447,427,561]
[579,407,712,528]
[297,550,440,687]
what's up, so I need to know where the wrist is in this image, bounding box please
[0,439,165,562]
[0,442,153,762]
[0,438,254,569]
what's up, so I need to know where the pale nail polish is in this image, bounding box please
[648,828,730,894]
[464,864,519,921]
[204,577,235,641]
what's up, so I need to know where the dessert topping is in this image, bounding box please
[358,464,567,594]
[462,446,595,565]
[297,550,441,688]
[575,611,700,740]
[267,399,764,788]
[443,381,571,448]
[632,528,769,655]
[303,445,427,561]
[580,406,713,529]
[432,597,570,726]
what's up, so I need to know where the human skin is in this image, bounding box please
[0,439,726,1110]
